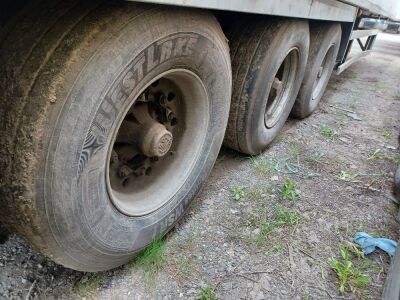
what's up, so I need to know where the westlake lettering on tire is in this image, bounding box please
[0,1,231,271]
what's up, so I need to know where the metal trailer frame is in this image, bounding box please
[133,0,385,74]
[336,28,379,74]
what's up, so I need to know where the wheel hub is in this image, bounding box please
[312,44,334,101]
[264,48,299,129]
[106,70,209,216]
[141,123,173,157]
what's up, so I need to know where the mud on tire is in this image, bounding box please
[0,0,231,271]
[291,22,341,119]
[224,17,309,155]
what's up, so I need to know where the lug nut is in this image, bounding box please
[159,94,167,106]
[118,165,133,178]
[166,108,174,121]
[110,150,119,165]
[133,166,146,176]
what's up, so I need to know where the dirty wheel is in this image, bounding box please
[291,22,341,118]
[383,245,400,300]
[0,1,231,271]
[224,18,309,155]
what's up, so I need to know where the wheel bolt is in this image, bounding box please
[133,166,146,176]
[118,165,133,178]
[159,94,167,106]
[166,108,174,121]
[111,150,119,165]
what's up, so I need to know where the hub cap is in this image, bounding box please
[311,44,335,101]
[106,70,208,216]
[265,48,299,128]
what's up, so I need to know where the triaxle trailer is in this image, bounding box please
[0,0,398,275]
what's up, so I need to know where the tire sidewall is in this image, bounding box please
[295,24,341,118]
[41,8,230,270]
[244,21,309,154]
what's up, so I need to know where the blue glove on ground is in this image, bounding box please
[354,232,397,256]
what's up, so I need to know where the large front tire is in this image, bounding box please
[0,1,231,271]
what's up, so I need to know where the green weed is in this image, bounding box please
[266,243,283,255]
[230,186,246,201]
[136,238,165,279]
[387,154,400,164]
[314,152,326,163]
[73,273,105,297]
[251,156,274,175]
[328,246,370,295]
[275,206,300,226]
[198,285,217,300]
[320,126,337,138]
[245,186,299,246]
[281,178,299,201]
[366,149,384,160]
[338,171,358,181]
[380,128,392,140]
[254,206,299,246]
[346,100,357,110]
[289,143,302,157]
[248,187,265,202]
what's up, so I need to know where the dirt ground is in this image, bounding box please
[1,32,399,300]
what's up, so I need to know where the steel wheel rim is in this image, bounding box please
[311,44,334,101]
[106,69,209,216]
[265,47,299,129]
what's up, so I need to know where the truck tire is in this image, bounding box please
[291,22,341,119]
[383,245,400,300]
[394,165,400,199]
[0,0,231,271]
[224,18,309,155]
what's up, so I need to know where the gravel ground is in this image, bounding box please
[1,33,399,300]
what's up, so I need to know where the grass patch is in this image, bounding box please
[73,273,105,297]
[289,143,302,158]
[281,178,299,201]
[366,149,385,160]
[246,203,299,246]
[198,285,217,300]
[251,156,274,175]
[380,128,392,140]
[346,100,357,110]
[135,238,165,280]
[314,152,326,163]
[387,154,400,164]
[320,126,337,138]
[338,171,358,181]
[230,185,246,201]
[265,243,283,255]
[274,206,300,226]
[328,245,370,295]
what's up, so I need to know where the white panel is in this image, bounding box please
[342,0,400,21]
[132,0,357,22]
